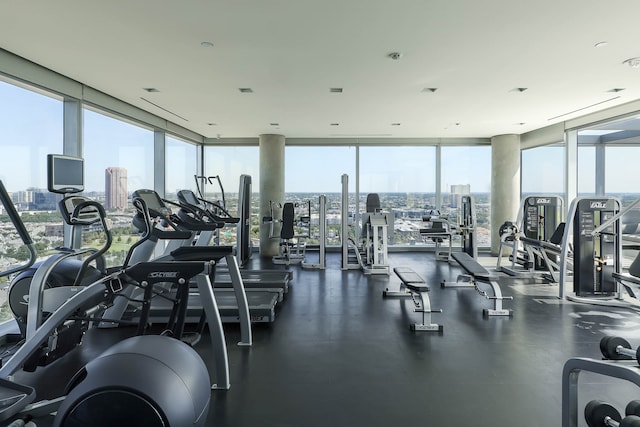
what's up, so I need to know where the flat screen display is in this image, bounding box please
[47,154,84,194]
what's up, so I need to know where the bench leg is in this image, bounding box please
[410,291,444,333]
[482,280,513,317]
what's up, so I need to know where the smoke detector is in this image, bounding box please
[388,52,403,60]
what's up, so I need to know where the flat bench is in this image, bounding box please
[442,252,513,317]
[383,267,443,332]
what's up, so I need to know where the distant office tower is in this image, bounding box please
[105,167,128,210]
[450,184,470,208]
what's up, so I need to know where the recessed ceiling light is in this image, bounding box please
[201,41,214,48]
[330,88,343,93]
[594,41,608,48]
[517,122,526,126]
[623,58,640,69]
[143,88,159,93]
[270,123,279,126]
[207,123,217,126]
[608,88,626,92]
[239,88,254,93]
[391,123,401,126]
[422,88,438,93]
[510,88,528,93]
[330,123,339,126]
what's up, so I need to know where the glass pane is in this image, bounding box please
[359,146,436,246]
[441,146,491,247]
[285,146,355,245]
[521,146,564,195]
[165,136,198,199]
[204,146,260,246]
[0,80,63,323]
[606,146,640,207]
[577,145,596,196]
[83,108,154,267]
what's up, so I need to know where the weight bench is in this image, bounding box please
[384,267,443,332]
[442,252,513,317]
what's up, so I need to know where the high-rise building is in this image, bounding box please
[105,167,128,210]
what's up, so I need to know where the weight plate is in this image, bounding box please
[626,401,640,417]
[606,337,633,360]
[585,400,621,427]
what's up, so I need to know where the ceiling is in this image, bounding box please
[2,0,640,140]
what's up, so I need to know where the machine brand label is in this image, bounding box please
[536,198,551,204]
[590,201,608,209]
[148,271,179,279]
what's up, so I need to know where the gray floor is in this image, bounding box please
[204,252,640,427]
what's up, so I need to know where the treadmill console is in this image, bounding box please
[132,189,172,218]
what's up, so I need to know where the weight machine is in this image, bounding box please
[497,195,565,282]
[340,174,391,275]
[559,197,622,301]
[264,200,311,265]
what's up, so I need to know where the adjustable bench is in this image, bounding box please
[385,267,443,332]
[442,252,513,317]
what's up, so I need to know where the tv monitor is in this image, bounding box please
[47,154,84,194]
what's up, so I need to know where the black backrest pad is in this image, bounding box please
[281,203,295,239]
[548,223,565,245]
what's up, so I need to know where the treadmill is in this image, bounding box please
[176,189,292,293]
[102,190,279,332]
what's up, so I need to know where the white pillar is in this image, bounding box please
[491,134,520,255]
[259,134,285,257]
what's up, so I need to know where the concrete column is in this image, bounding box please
[259,134,285,257]
[491,134,520,255]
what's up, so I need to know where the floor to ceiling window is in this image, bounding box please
[359,146,436,245]
[204,146,260,246]
[0,79,63,322]
[441,145,491,247]
[285,145,356,245]
[165,135,199,199]
[83,107,154,267]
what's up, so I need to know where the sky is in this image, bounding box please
[1,79,637,196]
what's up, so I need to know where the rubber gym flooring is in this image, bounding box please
[203,252,640,427]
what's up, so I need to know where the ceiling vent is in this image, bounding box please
[330,88,343,93]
